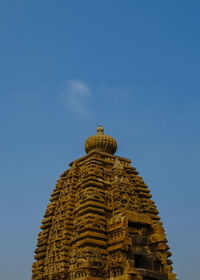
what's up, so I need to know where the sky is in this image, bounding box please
[0,1,200,279]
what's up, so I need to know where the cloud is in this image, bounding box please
[61,80,92,116]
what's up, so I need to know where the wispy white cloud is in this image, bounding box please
[61,79,92,116]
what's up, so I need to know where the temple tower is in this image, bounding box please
[32,126,176,280]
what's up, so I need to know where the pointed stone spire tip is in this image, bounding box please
[96,125,104,135]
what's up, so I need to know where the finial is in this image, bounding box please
[97,125,104,135]
[85,125,117,154]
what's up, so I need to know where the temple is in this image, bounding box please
[32,126,176,280]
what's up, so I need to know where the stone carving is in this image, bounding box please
[32,126,177,280]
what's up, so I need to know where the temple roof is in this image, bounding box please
[32,126,176,280]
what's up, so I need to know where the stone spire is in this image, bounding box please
[32,127,177,280]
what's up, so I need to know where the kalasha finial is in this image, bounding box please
[97,125,104,135]
[85,126,117,154]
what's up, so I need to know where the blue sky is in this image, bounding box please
[0,1,200,279]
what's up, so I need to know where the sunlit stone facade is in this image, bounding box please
[32,126,176,280]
